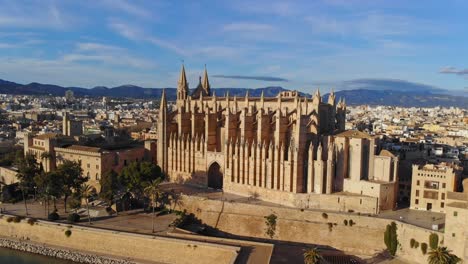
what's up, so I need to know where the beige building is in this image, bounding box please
[444,178,468,260]
[55,143,154,190]
[24,133,75,172]
[410,163,462,212]
[155,64,399,213]
[24,132,156,190]
[63,112,83,137]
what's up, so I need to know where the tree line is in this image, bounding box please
[2,152,164,224]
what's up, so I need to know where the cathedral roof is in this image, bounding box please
[335,130,372,139]
[191,76,210,99]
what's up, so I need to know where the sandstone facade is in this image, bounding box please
[156,65,399,213]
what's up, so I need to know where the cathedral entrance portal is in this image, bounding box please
[207,162,223,189]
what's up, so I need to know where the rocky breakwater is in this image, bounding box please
[0,237,135,264]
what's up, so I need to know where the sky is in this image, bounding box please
[0,0,467,93]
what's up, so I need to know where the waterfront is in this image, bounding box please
[0,247,75,264]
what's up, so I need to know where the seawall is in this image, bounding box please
[0,214,240,264]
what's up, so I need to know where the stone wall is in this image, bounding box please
[176,195,446,264]
[0,214,239,264]
[0,166,18,185]
[224,182,380,214]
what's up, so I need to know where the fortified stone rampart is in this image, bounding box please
[0,214,239,264]
[175,195,447,264]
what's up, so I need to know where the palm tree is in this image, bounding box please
[427,247,461,264]
[304,247,323,264]
[81,184,94,224]
[144,178,162,233]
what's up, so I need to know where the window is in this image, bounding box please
[454,211,458,217]
[442,193,445,200]
[452,233,455,237]
[417,180,420,186]
[442,183,446,188]
[441,202,444,208]
[416,190,419,197]
[87,163,90,168]
[415,199,419,205]
[96,165,99,169]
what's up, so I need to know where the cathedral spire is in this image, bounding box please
[328,88,336,105]
[260,90,264,107]
[160,89,167,111]
[177,63,189,101]
[202,64,211,95]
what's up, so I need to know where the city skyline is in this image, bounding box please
[1,0,468,93]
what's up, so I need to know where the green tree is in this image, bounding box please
[34,170,63,217]
[99,170,119,205]
[427,247,461,264]
[57,160,88,213]
[16,154,40,215]
[384,221,398,256]
[118,162,163,198]
[81,184,94,224]
[429,233,439,250]
[303,247,323,264]
[144,178,163,233]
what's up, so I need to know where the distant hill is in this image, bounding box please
[323,89,468,108]
[0,78,466,108]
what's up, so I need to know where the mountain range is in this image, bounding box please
[0,78,466,108]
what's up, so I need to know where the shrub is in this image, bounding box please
[327,222,333,232]
[27,218,36,226]
[429,233,439,250]
[343,219,348,226]
[264,214,278,238]
[349,219,355,226]
[12,216,22,223]
[384,222,398,256]
[48,212,59,221]
[64,230,72,237]
[322,213,328,219]
[410,238,416,248]
[421,243,428,254]
[348,209,354,213]
[415,242,419,248]
[6,217,13,223]
[67,213,80,223]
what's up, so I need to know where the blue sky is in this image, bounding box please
[0,0,467,93]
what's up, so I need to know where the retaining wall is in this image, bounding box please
[0,214,239,264]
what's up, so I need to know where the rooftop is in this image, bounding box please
[335,130,372,139]
[61,145,101,153]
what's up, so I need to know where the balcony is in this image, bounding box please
[424,181,439,190]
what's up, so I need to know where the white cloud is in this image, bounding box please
[0,3,72,29]
[62,42,155,69]
[0,57,159,87]
[108,20,186,56]
[305,12,440,37]
[223,22,274,32]
[100,0,153,19]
